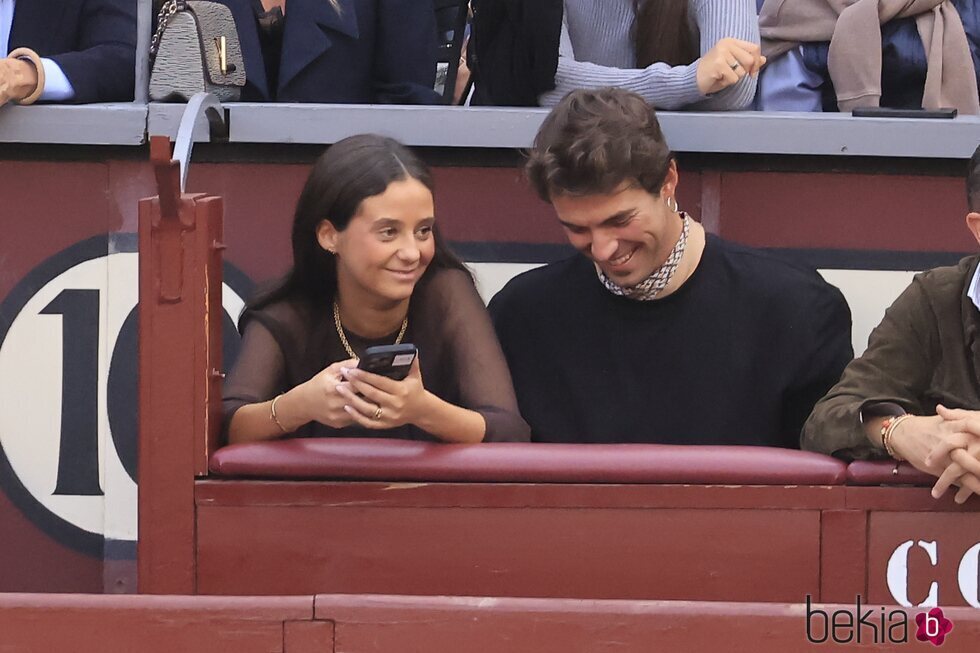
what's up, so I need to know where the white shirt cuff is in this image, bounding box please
[38,58,76,102]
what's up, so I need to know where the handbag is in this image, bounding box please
[149,0,246,102]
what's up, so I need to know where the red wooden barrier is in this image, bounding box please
[136,138,980,609]
[1,593,979,652]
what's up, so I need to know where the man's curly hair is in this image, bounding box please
[526,88,674,202]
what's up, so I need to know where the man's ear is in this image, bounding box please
[661,160,679,199]
[316,220,339,254]
[967,212,980,247]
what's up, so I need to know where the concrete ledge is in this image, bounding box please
[147,102,980,158]
[0,104,146,145]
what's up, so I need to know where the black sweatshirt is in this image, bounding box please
[489,235,853,447]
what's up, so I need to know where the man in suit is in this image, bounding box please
[0,0,136,105]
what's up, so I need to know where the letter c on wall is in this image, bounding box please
[887,540,939,607]
[958,543,980,608]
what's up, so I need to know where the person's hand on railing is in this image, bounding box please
[696,38,766,96]
[923,405,980,503]
[0,53,42,106]
[878,407,980,503]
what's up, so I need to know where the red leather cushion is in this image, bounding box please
[209,438,848,485]
[845,460,935,486]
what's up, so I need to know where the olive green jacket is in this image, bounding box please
[802,255,980,460]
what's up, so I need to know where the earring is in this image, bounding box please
[666,196,679,213]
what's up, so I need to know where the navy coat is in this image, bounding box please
[9,0,136,103]
[220,0,441,103]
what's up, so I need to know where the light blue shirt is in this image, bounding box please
[968,260,980,312]
[0,0,75,101]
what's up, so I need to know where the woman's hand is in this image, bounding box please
[696,38,766,95]
[335,358,431,429]
[290,358,359,429]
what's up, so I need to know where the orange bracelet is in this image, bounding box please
[880,414,912,461]
[7,47,45,105]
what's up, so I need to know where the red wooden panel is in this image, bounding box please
[196,480,847,511]
[820,510,869,603]
[284,621,334,653]
[107,160,158,233]
[0,499,102,592]
[317,594,980,653]
[0,160,110,300]
[186,163,305,283]
[867,512,980,607]
[0,159,110,592]
[720,171,971,251]
[197,505,821,601]
[434,166,702,245]
[846,486,980,512]
[0,594,312,653]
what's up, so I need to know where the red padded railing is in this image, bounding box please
[209,438,849,485]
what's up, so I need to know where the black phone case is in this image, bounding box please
[357,344,417,381]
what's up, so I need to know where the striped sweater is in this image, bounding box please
[541,0,760,110]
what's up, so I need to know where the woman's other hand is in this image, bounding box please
[696,38,766,95]
[336,357,431,429]
[290,358,359,429]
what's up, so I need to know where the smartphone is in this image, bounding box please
[356,344,417,381]
[852,107,957,119]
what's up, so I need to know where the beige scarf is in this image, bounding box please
[759,0,980,114]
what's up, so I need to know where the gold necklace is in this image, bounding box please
[332,300,408,359]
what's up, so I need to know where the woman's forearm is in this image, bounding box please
[227,388,309,444]
[413,391,487,444]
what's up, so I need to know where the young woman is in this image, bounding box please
[222,134,530,444]
[541,0,766,110]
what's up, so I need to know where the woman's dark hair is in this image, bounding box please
[248,134,469,316]
[633,0,699,68]
[526,88,674,202]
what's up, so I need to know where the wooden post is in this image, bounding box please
[137,136,224,593]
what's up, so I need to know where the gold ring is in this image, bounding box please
[372,405,383,421]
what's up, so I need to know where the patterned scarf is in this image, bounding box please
[596,213,691,301]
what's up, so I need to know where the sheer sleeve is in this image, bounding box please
[417,269,531,442]
[221,314,288,442]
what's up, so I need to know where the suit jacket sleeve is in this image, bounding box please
[372,0,441,104]
[47,0,137,103]
[801,278,938,459]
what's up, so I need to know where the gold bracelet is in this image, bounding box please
[880,414,912,461]
[270,394,288,434]
[7,47,45,105]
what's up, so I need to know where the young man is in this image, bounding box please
[804,144,980,503]
[489,87,853,446]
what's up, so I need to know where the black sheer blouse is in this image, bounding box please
[223,268,531,442]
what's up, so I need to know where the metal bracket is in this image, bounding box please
[173,92,228,193]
